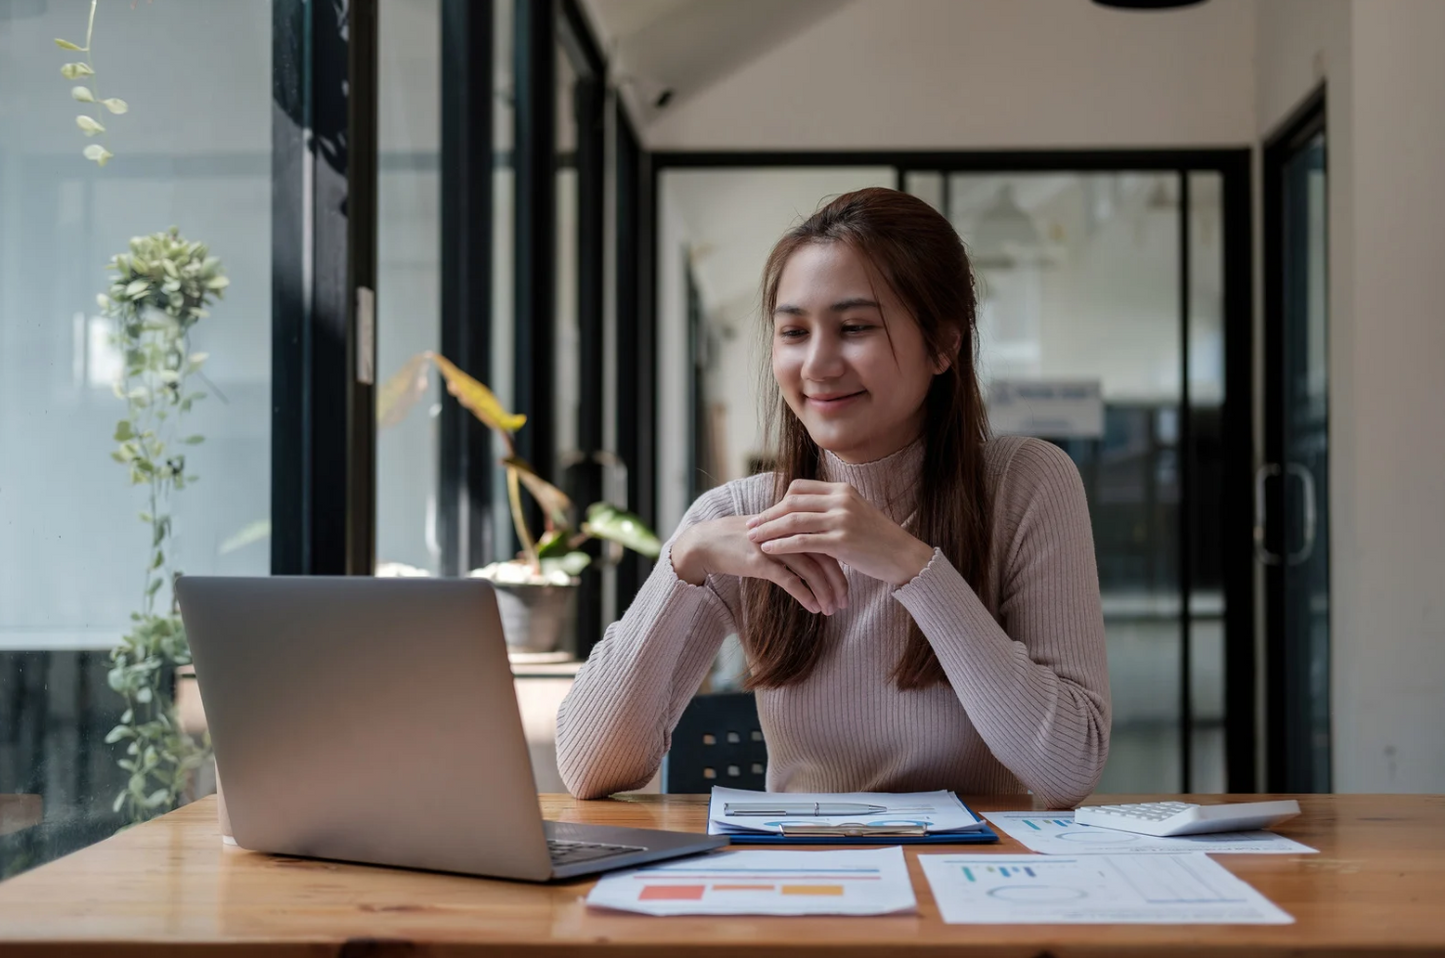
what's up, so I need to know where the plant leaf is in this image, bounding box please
[83,144,113,167]
[102,97,128,114]
[71,86,95,102]
[429,353,526,434]
[541,551,592,577]
[61,62,95,79]
[582,502,662,558]
[54,38,84,50]
[503,456,572,528]
[113,420,133,441]
[76,114,105,135]
[374,352,430,429]
[535,528,570,558]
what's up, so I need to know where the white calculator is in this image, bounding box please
[1072,800,1302,837]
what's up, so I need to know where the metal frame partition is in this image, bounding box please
[271,0,379,577]
[1261,87,1330,793]
[648,149,1257,792]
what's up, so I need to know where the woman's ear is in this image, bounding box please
[932,326,964,375]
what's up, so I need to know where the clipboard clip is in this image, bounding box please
[778,823,929,837]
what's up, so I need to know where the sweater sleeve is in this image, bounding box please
[555,486,743,798]
[891,439,1111,808]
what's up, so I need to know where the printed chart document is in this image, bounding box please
[708,787,986,837]
[982,811,1317,855]
[585,846,916,916]
[919,853,1293,925]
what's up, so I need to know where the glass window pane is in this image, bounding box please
[946,172,1185,792]
[1188,170,1226,792]
[375,0,442,576]
[555,46,579,481]
[491,0,516,565]
[0,0,271,875]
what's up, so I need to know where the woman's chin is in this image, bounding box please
[806,427,872,460]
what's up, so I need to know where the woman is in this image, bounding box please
[556,188,1109,808]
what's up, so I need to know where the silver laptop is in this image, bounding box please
[176,575,727,881]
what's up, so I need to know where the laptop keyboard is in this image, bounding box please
[547,838,646,866]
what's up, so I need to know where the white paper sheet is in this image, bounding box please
[708,787,985,836]
[982,811,1317,855]
[919,853,1294,924]
[585,846,917,916]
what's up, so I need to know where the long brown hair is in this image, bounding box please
[744,187,993,691]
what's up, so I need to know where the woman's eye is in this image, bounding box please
[842,324,874,334]
[777,328,807,340]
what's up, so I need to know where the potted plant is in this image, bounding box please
[378,353,661,654]
[99,227,228,823]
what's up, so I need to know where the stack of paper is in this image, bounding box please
[586,847,917,916]
[708,787,989,837]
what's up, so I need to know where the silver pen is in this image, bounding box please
[724,801,889,817]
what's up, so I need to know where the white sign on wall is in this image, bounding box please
[987,379,1105,439]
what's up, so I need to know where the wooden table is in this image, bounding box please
[0,793,1441,956]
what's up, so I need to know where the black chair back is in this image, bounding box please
[663,692,767,793]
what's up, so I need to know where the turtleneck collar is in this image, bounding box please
[819,436,924,523]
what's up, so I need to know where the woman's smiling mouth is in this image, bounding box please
[806,390,866,411]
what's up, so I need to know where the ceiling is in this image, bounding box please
[579,0,855,122]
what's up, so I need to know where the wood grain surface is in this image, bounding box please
[0,793,1441,957]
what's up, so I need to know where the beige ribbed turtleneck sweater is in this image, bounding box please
[556,435,1110,808]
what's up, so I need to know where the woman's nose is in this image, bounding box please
[802,332,845,380]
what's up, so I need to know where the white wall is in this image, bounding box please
[643,0,1256,150]
[1256,0,1445,792]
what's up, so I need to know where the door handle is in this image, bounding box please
[1254,463,1282,566]
[1286,462,1317,566]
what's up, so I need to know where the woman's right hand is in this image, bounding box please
[670,516,848,616]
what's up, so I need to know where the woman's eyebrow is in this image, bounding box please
[773,297,881,317]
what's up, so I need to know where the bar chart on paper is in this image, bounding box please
[586,847,917,916]
[919,853,1293,924]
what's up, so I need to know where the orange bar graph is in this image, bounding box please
[780,885,845,896]
[639,885,705,901]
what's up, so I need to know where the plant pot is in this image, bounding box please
[491,581,578,656]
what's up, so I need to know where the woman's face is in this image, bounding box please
[771,241,946,464]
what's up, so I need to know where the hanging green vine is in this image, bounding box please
[100,228,228,824]
[54,0,128,167]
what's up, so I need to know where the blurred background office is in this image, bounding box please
[1,0,1441,879]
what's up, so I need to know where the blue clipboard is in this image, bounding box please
[723,824,999,845]
[718,802,1000,845]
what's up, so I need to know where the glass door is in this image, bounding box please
[908,169,1231,793]
[1263,95,1330,792]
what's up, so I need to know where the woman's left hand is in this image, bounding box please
[745,480,936,588]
